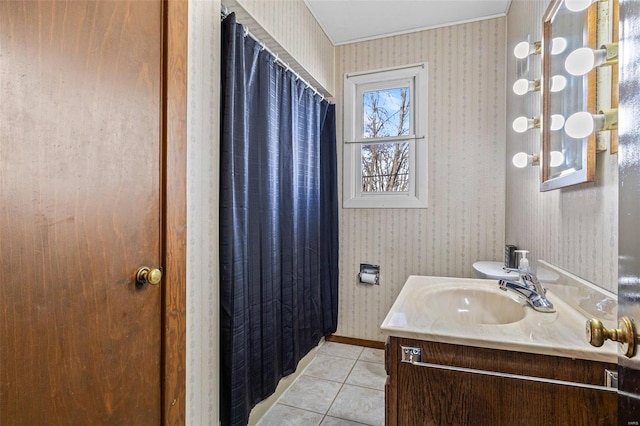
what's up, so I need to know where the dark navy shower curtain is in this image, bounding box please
[219,14,338,426]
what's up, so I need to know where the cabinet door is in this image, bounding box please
[397,362,617,426]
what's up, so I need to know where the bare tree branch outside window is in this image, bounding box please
[361,87,410,192]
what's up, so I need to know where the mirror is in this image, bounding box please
[541,0,618,190]
[541,0,597,191]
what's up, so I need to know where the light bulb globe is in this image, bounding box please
[512,116,530,133]
[550,150,565,167]
[550,75,567,92]
[550,114,565,131]
[551,37,568,55]
[565,48,595,76]
[565,111,594,139]
[513,79,530,96]
[565,0,594,12]
[514,41,531,59]
[512,152,529,168]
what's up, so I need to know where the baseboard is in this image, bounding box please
[325,335,385,350]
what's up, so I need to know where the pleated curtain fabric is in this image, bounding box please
[219,14,338,426]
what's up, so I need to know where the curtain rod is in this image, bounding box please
[220,5,326,101]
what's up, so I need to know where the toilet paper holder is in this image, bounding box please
[359,263,380,285]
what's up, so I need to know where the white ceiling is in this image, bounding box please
[303,0,512,45]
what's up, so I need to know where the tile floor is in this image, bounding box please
[256,342,386,426]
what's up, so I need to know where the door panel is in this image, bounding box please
[0,1,163,424]
[618,0,640,423]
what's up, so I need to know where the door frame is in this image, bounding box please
[163,0,188,423]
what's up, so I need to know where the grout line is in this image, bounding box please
[317,342,365,361]
[275,401,327,416]
[316,353,363,361]
[321,351,362,424]
[324,381,346,422]
[344,382,387,393]
[302,373,351,385]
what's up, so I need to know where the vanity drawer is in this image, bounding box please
[394,337,615,386]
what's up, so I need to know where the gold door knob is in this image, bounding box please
[136,266,163,286]
[586,317,637,358]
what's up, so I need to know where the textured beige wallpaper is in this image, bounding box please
[335,18,507,342]
[226,0,335,95]
[505,0,618,294]
[187,0,220,424]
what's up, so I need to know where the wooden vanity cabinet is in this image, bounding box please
[385,337,617,426]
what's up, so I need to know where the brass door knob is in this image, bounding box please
[136,266,163,286]
[586,317,637,358]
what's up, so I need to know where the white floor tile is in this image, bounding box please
[358,347,385,364]
[327,384,385,426]
[278,375,343,414]
[317,342,364,359]
[257,404,324,426]
[304,354,357,382]
[345,361,386,390]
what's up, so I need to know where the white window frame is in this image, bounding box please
[343,63,428,209]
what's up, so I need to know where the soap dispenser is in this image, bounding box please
[515,250,530,271]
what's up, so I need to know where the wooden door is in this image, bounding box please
[618,1,640,423]
[0,1,165,424]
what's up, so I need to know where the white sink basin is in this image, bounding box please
[424,287,526,325]
[381,275,617,364]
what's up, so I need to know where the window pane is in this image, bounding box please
[361,142,409,192]
[362,88,410,138]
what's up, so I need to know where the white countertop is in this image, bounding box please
[380,275,617,363]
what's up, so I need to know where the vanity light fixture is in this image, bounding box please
[513,78,541,95]
[564,108,618,139]
[565,0,606,12]
[514,40,542,59]
[550,114,565,131]
[512,152,540,168]
[512,116,540,133]
[512,151,563,168]
[565,43,619,76]
[550,75,568,92]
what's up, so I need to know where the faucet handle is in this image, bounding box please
[503,267,533,282]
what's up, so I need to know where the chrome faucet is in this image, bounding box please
[498,268,555,313]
